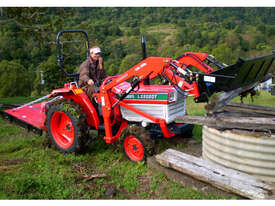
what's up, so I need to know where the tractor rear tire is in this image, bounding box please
[121,125,155,162]
[45,99,89,153]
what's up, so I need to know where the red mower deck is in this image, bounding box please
[1,102,47,134]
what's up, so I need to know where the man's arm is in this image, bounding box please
[79,64,94,86]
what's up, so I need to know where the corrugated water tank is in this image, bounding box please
[202,126,275,182]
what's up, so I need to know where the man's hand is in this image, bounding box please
[88,79,94,86]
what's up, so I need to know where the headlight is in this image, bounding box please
[168,91,177,103]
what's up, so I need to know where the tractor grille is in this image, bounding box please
[120,94,186,124]
[167,94,186,123]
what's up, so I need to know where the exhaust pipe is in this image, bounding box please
[141,35,147,60]
[141,35,150,85]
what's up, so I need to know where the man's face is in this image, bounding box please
[90,52,100,61]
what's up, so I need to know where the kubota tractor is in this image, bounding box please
[1,30,274,162]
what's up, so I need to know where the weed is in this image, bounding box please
[62,103,80,119]
[139,191,148,198]
[108,161,147,193]
[0,137,34,154]
[0,118,21,139]
[150,171,166,193]
[8,172,74,199]
[164,180,219,199]
[0,190,8,199]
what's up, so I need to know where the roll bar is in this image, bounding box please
[56,30,90,79]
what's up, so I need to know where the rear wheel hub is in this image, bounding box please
[50,111,75,149]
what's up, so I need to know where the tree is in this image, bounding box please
[266,26,275,36]
[212,44,234,65]
[118,54,140,74]
[257,24,266,34]
[250,33,266,49]
[176,28,188,46]
[0,60,31,97]
[225,31,241,50]
[34,55,65,95]
[0,8,70,42]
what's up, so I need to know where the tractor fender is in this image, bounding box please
[49,87,72,97]
[48,87,100,129]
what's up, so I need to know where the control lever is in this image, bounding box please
[112,78,140,108]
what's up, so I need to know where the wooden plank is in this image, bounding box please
[147,156,242,199]
[223,103,275,116]
[175,116,275,130]
[156,149,275,199]
[214,111,272,118]
[159,149,270,188]
[226,102,275,113]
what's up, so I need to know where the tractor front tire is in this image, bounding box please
[121,125,155,162]
[46,99,88,153]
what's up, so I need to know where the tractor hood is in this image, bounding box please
[112,81,178,104]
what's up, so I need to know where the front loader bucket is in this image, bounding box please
[199,52,275,112]
[0,102,47,135]
[209,52,275,93]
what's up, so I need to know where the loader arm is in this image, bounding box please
[176,52,215,74]
[100,52,212,97]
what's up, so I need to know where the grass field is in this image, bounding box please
[0,90,274,199]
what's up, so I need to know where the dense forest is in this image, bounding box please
[0,7,274,97]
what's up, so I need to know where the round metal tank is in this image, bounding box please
[202,126,275,182]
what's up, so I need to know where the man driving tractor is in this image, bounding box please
[77,46,107,99]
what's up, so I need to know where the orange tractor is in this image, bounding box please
[1,30,274,162]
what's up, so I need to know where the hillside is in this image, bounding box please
[0,7,274,97]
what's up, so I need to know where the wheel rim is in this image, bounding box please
[50,111,75,149]
[124,135,144,162]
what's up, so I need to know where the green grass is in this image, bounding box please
[231,90,275,107]
[1,91,274,199]
[186,97,207,116]
[0,96,42,105]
